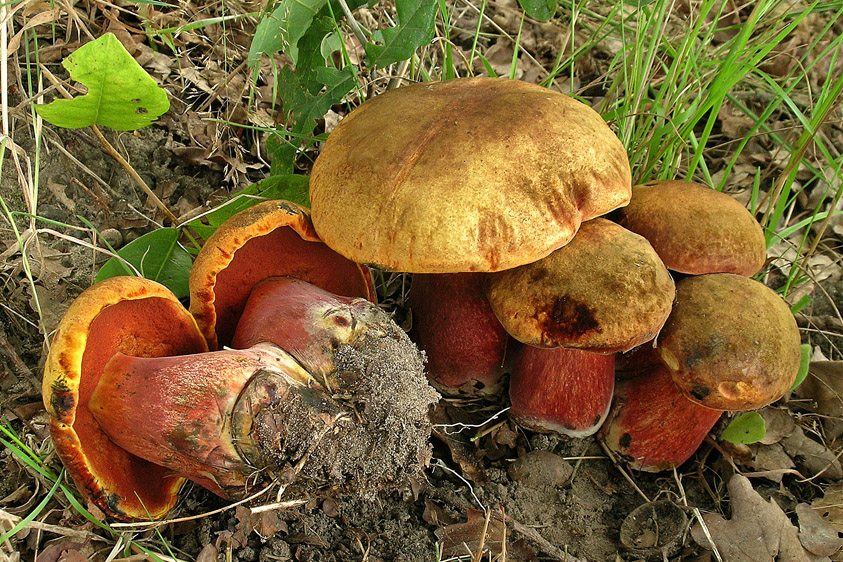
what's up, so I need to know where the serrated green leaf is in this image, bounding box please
[517,0,557,21]
[290,66,356,133]
[789,343,812,391]
[365,0,436,67]
[96,228,192,298]
[721,412,766,445]
[249,0,329,65]
[35,33,169,131]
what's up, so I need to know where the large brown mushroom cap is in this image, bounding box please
[616,180,767,276]
[189,200,375,349]
[310,77,631,273]
[658,273,801,411]
[43,276,208,520]
[486,218,675,353]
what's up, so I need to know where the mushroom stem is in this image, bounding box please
[232,276,387,384]
[509,346,615,438]
[600,364,722,472]
[90,343,343,499]
[408,273,513,396]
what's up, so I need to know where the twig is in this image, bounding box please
[0,509,105,542]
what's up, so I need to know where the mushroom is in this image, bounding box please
[189,199,374,350]
[44,202,438,520]
[615,180,767,277]
[486,218,675,436]
[308,77,633,395]
[601,273,801,471]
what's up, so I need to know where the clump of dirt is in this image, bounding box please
[251,311,440,497]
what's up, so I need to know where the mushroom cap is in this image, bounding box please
[657,273,801,411]
[309,77,632,273]
[43,276,208,520]
[486,218,675,353]
[189,200,375,349]
[616,180,767,276]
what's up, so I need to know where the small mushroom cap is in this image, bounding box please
[616,180,767,276]
[43,276,208,520]
[486,218,675,353]
[657,273,801,411]
[310,77,631,273]
[189,200,375,349]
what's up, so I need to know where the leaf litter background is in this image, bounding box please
[2,0,843,561]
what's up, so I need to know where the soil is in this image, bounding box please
[3,2,843,562]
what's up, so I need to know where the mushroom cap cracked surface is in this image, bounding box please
[42,276,208,520]
[486,218,675,353]
[309,77,632,273]
[189,200,374,350]
[658,273,801,411]
[616,180,767,276]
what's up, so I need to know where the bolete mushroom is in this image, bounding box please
[189,199,375,350]
[44,202,438,520]
[601,273,801,471]
[308,77,633,395]
[486,218,675,436]
[615,180,767,277]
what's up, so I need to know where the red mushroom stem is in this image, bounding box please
[600,364,722,471]
[509,346,615,437]
[90,343,342,499]
[232,276,387,384]
[408,273,513,396]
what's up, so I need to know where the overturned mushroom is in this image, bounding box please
[44,202,438,520]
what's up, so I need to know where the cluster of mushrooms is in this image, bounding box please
[43,77,801,521]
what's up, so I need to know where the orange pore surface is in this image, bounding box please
[212,226,373,348]
[72,297,206,517]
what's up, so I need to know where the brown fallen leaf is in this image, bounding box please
[437,508,506,560]
[795,361,843,443]
[813,481,843,534]
[781,426,843,481]
[796,503,843,557]
[691,474,830,561]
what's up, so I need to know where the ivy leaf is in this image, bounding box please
[517,0,557,21]
[96,228,192,298]
[249,0,329,66]
[721,412,766,445]
[35,33,169,130]
[365,0,437,67]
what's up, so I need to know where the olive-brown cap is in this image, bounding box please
[189,200,375,350]
[486,218,675,353]
[43,276,208,520]
[616,180,767,276]
[309,77,632,273]
[657,273,801,411]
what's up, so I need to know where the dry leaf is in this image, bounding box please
[796,503,843,557]
[813,481,843,533]
[691,474,830,561]
[438,509,506,560]
[796,362,843,442]
[781,426,843,481]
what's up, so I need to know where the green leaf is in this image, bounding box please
[34,33,169,131]
[249,0,329,66]
[789,343,812,391]
[96,228,192,298]
[290,65,357,133]
[365,0,437,67]
[721,412,766,445]
[186,175,311,239]
[517,0,557,21]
